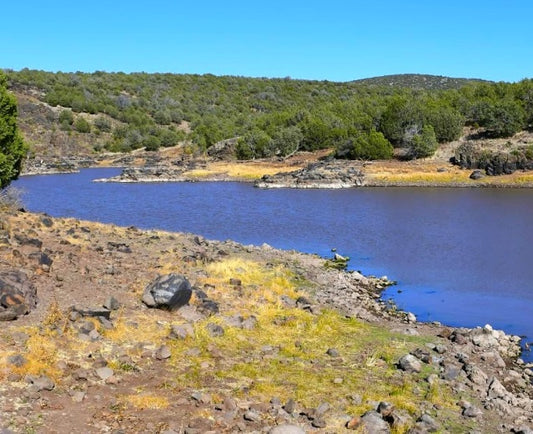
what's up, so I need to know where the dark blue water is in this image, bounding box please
[13,168,533,359]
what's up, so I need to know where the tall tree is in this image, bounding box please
[0,72,27,188]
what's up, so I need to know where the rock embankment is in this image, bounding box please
[255,160,365,188]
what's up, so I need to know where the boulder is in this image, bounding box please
[0,271,37,320]
[469,170,484,180]
[142,274,192,310]
[398,354,422,373]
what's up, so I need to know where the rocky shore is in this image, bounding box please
[255,160,365,189]
[0,211,531,433]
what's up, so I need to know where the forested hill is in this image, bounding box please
[351,74,489,90]
[4,69,533,161]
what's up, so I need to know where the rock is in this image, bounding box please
[103,296,120,311]
[326,348,340,357]
[71,306,111,320]
[282,398,296,414]
[464,363,488,385]
[95,367,114,381]
[311,418,326,428]
[413,413,440,432]
[462,405,483,418]
[155,345,172,360]
[76,319,96,334]
[406,312,417,323]
[28,251,53,270]
[377,401,394,418]
[358,411,390,433]
[7,354,26,367]
[28,375,55,391]
[229,278,242,286]
[0,271,38,319]
[169,323,194,339]
[243,409,261,423]
[398,354,422,373]
[470,170,484,180]
[198,299,219,316]
[206,323,224,337]
[71,391,86,403]
[142,274,192,310]
[269,425,305,434]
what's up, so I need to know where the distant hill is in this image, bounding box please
[351,74,490,90]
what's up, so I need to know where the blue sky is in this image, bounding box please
[3,0,532,82]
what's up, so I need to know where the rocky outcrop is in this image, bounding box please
[255,160,365,188]
[452,142,533,176]
[207,137,240,160]
[95,160,204,183]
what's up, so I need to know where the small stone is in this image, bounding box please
[311,419,326,428]
[243,410,261,423]
[95,367,114,380]
[229,278,242,286]
[269,425,305,434]
[155,345,172,360]
[316,402,330,417]
[282,398,296,414]
[7,354,26,367]
[462,405,483,418]
[103,296,120,311]
[169,323,194,339]
[326,348,339,357]
[206,322,224,337]
[406,312,416,323]
[346,416,361,430]
[377,401,394,418]
[29,375,55,391]
[72,391,86,403]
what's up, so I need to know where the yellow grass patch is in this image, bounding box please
[184,161,302,180]
[124,393,170,410]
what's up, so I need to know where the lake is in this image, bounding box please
[13,168,533,359]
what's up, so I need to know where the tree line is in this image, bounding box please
[4,69,533,162]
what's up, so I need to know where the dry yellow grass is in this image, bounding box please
[123,393,170,410]
[184,161,302,180]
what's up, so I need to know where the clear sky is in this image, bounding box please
[2,0,532,82]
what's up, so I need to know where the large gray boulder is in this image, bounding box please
[142,274,192,311]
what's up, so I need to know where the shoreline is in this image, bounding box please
[20,153,533,188]
[0,211,532,432]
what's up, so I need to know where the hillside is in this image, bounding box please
[351,74,489,90]
[5,69,531,163]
